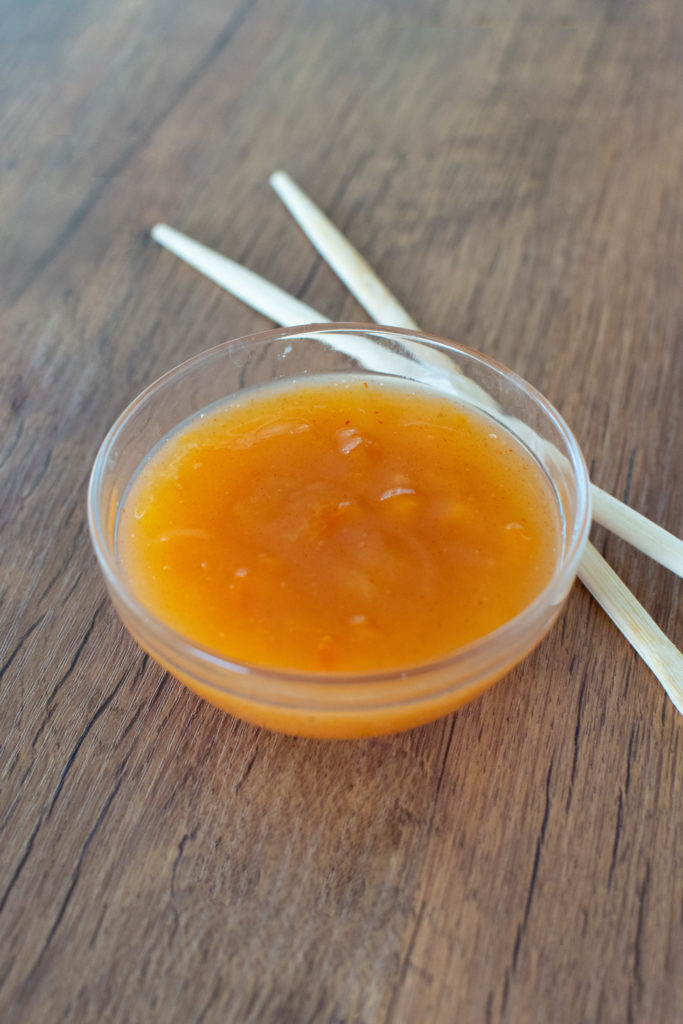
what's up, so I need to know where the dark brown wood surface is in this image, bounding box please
[1,0,682,1021]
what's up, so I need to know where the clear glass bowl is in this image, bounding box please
[87,324,591,738]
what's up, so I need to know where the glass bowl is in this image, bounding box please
[87,324,591,738]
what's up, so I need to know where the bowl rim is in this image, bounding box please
[87,322,592,708]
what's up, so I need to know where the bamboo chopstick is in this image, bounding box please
[270,170,419,331]
[590,485,683,577]
[150,218,683,711]
[151,224,326,327]
[270,171,683,579]
[579,543,683,714]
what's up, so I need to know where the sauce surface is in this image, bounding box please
[117,377,560,672]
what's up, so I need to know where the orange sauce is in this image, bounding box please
[117,377,560,673]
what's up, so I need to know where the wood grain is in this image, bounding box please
[1,0,681,1021]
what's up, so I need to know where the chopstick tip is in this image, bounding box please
[151,223,168,244]
[270,170,292,192]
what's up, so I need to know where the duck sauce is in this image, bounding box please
[117,377,561,678]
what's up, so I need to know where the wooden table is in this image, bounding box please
[2,0,681,1020]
